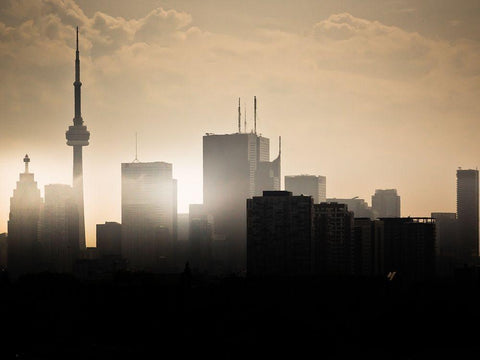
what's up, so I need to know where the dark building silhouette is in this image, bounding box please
[431,212,457,278]
[121,161,177,272]
[247,191,313,277]
[65,27,89,251]
[188,204,214,273]
[456,169,479,265]
[96,222,122,257]
[38,184,79,273]
[380,217,436,282]
[314,202,354,276]
[353,218,383,277]
[7,155,43,279]
[372,189,400,218]
[285,174,326,203]
[203,100,281,273]
[327,197,374,218]
[0,233,7,270]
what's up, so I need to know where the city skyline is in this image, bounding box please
[2,0,480,246]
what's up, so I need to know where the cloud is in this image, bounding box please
[1,1,480,240]
[134,8,192,44]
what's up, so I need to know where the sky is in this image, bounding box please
[1,0,480,246]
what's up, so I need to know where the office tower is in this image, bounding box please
[313,202,354,275]
[456,169,479,265]
[38,184,79,273]
[96,222,122,257]
[203,104,281,272]
[7,155,43,278]
[372,189,400,218]
[121,161,177,271]
[247,191,314,277]
[285,175,326,203]
[380,217,436,282]
[65,27,90,251]
[188,204,214,272]
[0,233,7,270]
[431,212,457,277]
[327,197,374,218]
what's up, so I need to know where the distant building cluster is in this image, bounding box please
[2,29,479,283]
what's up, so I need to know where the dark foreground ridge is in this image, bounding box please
[1,270,480,359]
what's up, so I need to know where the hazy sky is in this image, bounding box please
[1,0,480,246]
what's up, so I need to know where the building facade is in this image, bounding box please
[96,222,122,258]
[313,202,354,276]
[38,184,79,273]
[285,175,326,204]
[247,191,313,277]
[121,161,177,271]
[372,189,400,218]
[203,132,280,272]
[456,169,479,265]
[7,155,43,278]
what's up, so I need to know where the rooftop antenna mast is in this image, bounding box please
[238,97,241,133]
[133,132,139,162]
[254,96,257,134]
[244,103,247,133]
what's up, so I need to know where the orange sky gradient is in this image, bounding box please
[1,0,480,246]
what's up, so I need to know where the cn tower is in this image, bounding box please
[66,27,90,250]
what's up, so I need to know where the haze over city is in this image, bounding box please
[2,0,480,246]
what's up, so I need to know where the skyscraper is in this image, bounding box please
[285,175,326,203]
[203,111,281,272]
[372,189,400,218]
[456,169,479,264]
[38,184,79,273]
[121,161,177,271]
[65,27,89,251]
[8,155,43,278]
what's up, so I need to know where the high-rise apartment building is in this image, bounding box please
[247,191,313,276]
[203,128,280,272]
[121,161,177,271]
[380,217,436,282]
[285,175,326,203]
[372,189,400,218]
[456,169,479,264]
[314,202,354,275]
[8,155,43,278]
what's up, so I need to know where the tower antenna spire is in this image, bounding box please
[74,26,82,125]
[254,96,257,134]
[238,97,241,133]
